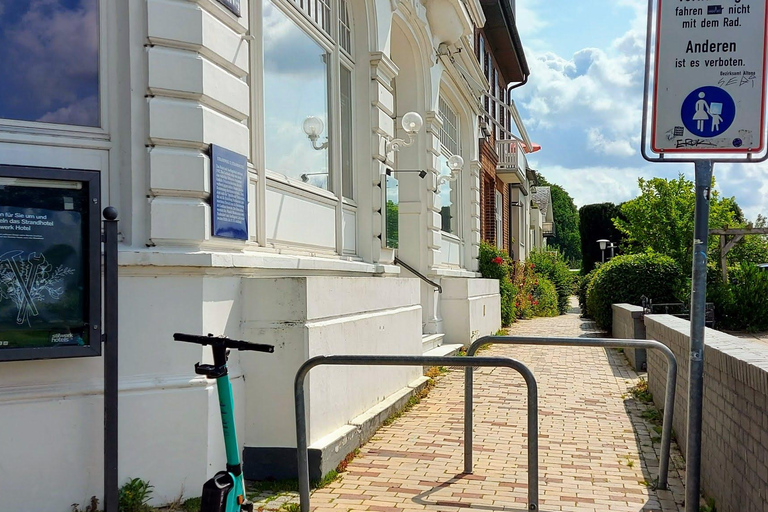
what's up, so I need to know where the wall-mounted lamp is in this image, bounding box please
[382,111,425,178]
[509,201,523,208]
[302,116,329,150]
[437,154,464,189]
[384,112,423,160]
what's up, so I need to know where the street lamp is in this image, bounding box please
[597,239,609,263]
[608,242,617,259]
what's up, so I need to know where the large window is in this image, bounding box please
[262,0,354,198]
[438,97,460,235]
[0,0,100,127]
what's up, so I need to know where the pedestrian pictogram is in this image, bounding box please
[681,86,735,139]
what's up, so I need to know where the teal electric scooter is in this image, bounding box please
[173,333,274,512]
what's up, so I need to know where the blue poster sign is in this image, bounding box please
[211,144,248,241]
[215,0,241,16]
[681,86,736,139]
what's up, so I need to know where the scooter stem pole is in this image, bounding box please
[212,346,241,467]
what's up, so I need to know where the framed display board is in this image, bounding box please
[0,165,101,361]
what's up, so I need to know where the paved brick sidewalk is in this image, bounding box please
[253,299,687,511]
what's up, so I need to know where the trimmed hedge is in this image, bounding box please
[529,249,573,315]
[586,253,684,331]
[579,202,625,274]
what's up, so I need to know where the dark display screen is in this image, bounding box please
[0,168,99,360]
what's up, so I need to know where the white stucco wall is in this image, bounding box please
[440,277,501,346]
[240,276,422,448]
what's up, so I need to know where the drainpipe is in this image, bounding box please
[508,74,528,92]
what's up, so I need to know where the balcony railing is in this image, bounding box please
[543,221,555,237]
[496,138,528,173]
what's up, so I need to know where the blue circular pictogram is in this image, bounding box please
[681,86,736,138]
[733,138,743,147]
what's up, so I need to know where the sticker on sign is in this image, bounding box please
[650,0,768,153]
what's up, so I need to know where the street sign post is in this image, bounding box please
[642,1,768,509]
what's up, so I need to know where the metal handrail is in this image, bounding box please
[295,355,539,511]
[465,335,678,491]
[394,256,442,293]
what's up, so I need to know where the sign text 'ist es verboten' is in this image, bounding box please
[651,0,768,153]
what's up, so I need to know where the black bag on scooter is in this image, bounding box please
[200,471,234,512]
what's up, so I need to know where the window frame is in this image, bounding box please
[437,95,462,239]
[495,189,503,250]
[261,0,354,201]
[256,0,357,256]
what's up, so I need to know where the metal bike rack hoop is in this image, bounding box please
[295,355,540,512]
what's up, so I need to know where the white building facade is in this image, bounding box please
[0,0,519,508]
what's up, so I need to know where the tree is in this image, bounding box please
[613,174,739,272]
[534,173,581,268]
[579,202,625,274]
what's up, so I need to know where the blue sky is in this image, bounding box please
[514,0,768,222]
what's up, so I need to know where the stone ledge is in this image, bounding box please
[243,375,433,482]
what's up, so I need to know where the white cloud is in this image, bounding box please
[534,164,647,207]
[712,163,768,222]
[515,0,549,48]
[515,0,768,222]
[586,128,637,157]
[517,37,646,158]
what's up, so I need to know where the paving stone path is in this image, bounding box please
[252,299,687,511]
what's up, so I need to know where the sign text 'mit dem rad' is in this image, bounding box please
[652,1,768,153]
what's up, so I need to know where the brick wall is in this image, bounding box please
[645,315,768,511]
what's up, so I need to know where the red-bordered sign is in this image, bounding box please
[649,0,768,154]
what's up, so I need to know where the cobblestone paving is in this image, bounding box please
[251,299,687,511]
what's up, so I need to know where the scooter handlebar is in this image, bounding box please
[173,333,275,353]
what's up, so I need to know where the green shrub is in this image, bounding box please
[578,266,600,317]
[118,478,153,512]
[586,253,684,331]
[531,276,559,317]
[529,249,573,315]
[511,261,536,319]
[708,263,768,332]
[478,242,515,326]
[499,279,515,327]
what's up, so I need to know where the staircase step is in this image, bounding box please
[422,343,464,358]
[421,333,444,353]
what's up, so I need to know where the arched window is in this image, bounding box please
[262,0,354,199]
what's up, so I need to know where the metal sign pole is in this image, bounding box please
[685,161,713,512]
[103,207,119,512]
